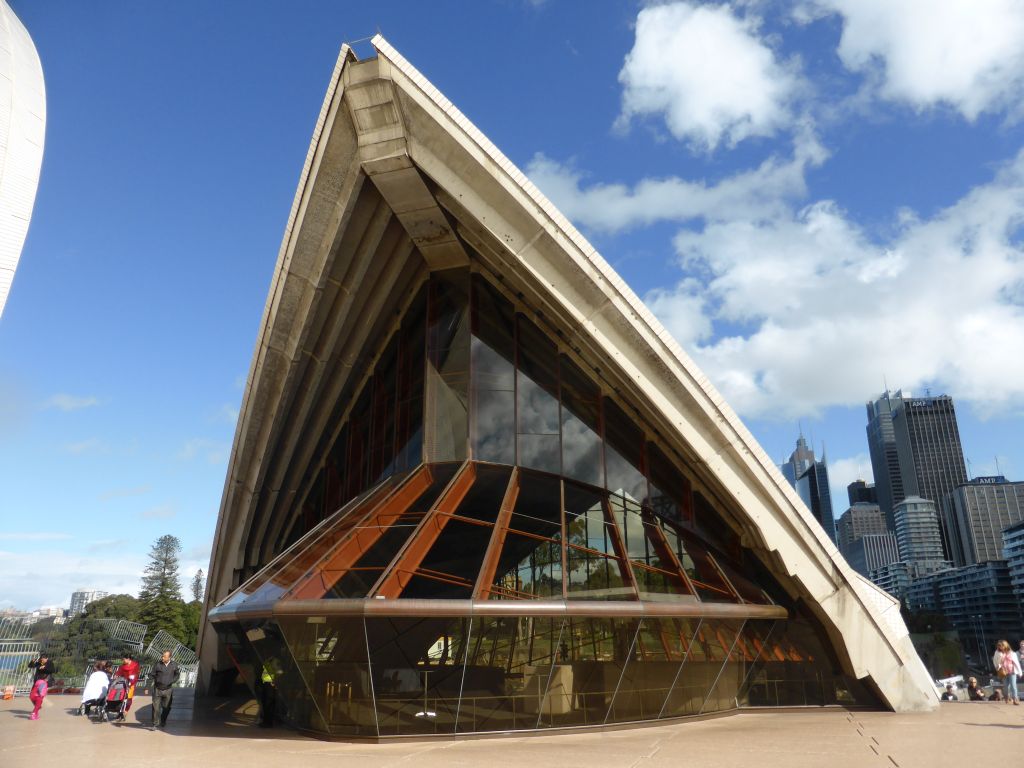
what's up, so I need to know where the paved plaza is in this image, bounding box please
[2,694,1023,768]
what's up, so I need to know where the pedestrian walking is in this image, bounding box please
[992,639,1021,705]
[112,654,140,720]
[148,651,179,729]
[27,654,55,721]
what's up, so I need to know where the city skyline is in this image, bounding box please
[2,1,1024,610]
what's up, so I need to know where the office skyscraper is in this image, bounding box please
[836,503,889,553]
[890,393,968,560]
[847,480,878,506]
[866,393,905,529]
[781,437,836,545]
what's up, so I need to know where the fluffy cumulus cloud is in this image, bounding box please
[618,2,801,150]
[802,0,1024,119]
[526,124,826,233]
[650,151,1024,418]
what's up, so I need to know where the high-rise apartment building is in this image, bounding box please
[1002,521,1024,612]
[946,477,1024,567]
[893,496,950,574]
[69,589,108,616]
[836,503,889,553]
[866,393,905,528]
[781,437,836,544]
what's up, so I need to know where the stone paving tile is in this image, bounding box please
[4,696,1024,768]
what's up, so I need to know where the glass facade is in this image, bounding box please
[211,266,875,736]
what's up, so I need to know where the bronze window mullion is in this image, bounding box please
[473,467,520,599]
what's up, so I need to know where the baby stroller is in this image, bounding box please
[104,676,130,723]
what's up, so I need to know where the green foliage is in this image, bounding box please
[82,594,141,623]
[191,569,205,603]
[182,601,202,651]
[137,534,187,641]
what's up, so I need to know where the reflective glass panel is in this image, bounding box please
[240,620,327,733]
[470,276,515,464]
[606,618,681,724]
[603,398,647,502]
[278,616,375,736]
[517,316,560,471]
[490,470,563,600]
[427,273,469,462]
[699,619,745,713]
[565,482,635,600]
[559,356,602,487]
[366,617,471,735]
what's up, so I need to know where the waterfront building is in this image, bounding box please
[0,0,45,320]
[905,562,1021,664]
[845,534,899,580]
[1002,520,1024,610]
[198,36,935,739]
[946,477,1024,567]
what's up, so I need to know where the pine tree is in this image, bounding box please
[137,534,187,641]
[191,569,205,603]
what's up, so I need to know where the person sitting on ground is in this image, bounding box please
[940,683,957,701]
[967,677,986,701]
[79,662,110,715]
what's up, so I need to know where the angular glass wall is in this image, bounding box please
[211,265,879,738]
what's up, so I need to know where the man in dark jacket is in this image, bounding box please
[149,651,180,729]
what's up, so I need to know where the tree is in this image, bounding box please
[191,569,205,603]
[138,534,187,641]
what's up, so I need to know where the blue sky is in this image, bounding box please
[2,0,1023,610]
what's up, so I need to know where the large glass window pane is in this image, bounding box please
[366,617,470,735]
[393,287,426,474]
[603,398,647,502]
[659,521,738,603]
[536,618,637,728]
[490,470,563,600]
[559,356,603,487]
[470,276,515,464]
[698,619,746,714]
[370,336,398,482]
[606,618,680,724]
[400,467,510,598]
[241,620,327,733]
[319,464,460,599]
[427,272,470,462]
[564,482,635,600]
[457,616,564,733]
[278,617,375,736]
[647,442,692,523]
[658,618,705,718]
[517,316,560,471]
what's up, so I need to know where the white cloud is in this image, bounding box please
[0,532,73,542]
[63,438,106,455]
[178,438,229,465]
[802,0,1024,120]
[139,504,176,520]
[525,125,825,233]
[0,549,147,610]
[98,484,152,502]
[647,150,1024,418]
[618,2,802,150]
[43,393,99,411]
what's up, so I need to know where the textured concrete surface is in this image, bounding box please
[3,697,1022,768]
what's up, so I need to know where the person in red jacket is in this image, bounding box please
[112,654,141,720]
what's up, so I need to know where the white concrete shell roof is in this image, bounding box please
[0,0,45,321]
[200,36,936,713]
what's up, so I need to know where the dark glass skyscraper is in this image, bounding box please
[781,438,836,545]
[866,393,904,529]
